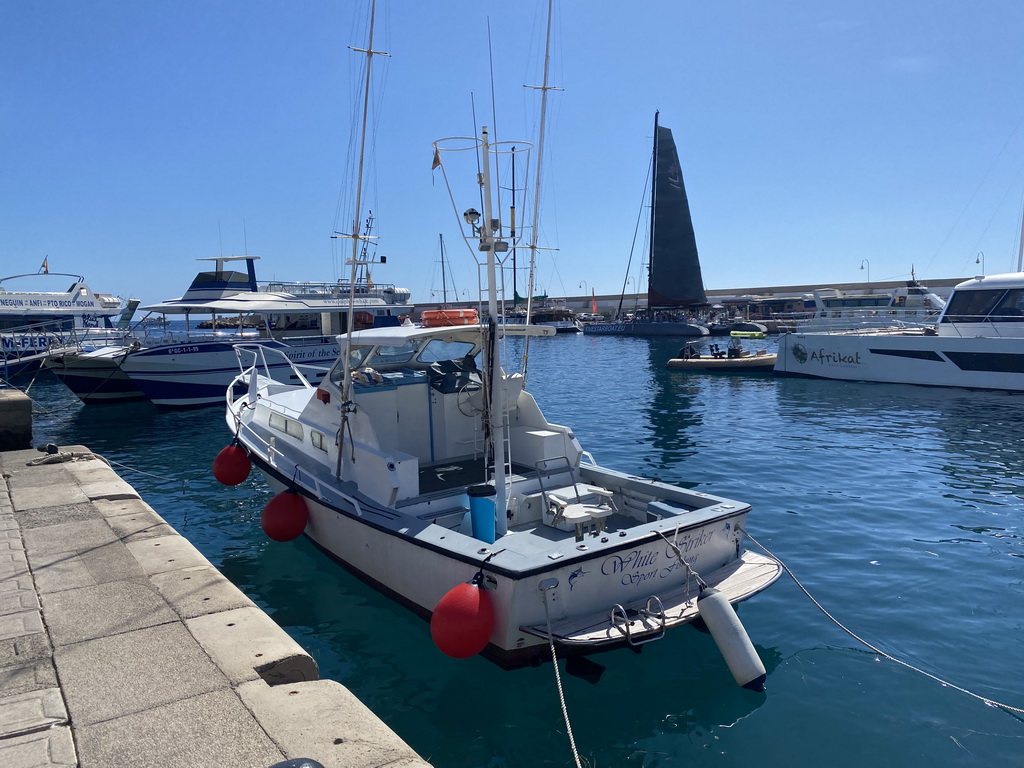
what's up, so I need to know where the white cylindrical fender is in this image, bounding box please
[696,587,767,691]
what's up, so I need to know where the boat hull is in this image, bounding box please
[44,347,146,403]
[774,330,1024,391]
[122,338,337,407]
[252,457,779,669]
[584,322,708,337]
[667,353,777,373]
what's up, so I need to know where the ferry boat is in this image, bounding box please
[0,271,136,378]
[774,272,1024,391]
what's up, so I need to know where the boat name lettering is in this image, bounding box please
[1,335,62,351]
[166,346,200,355]
[809,348,861,365]
[285,348,335,361]
[0,298,97,309]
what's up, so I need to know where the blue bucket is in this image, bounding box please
[467,484,496,544]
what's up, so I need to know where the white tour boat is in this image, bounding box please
[46,255,412,407]
[1,271,136,378]
[774,271,1024,391]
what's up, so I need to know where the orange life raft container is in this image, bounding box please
[420,308,480,327]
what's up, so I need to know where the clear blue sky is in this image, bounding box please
[3,1,1024,308]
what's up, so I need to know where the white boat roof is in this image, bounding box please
[140,291,382,315]
[954,272,1024,291]
[338,323,555,348]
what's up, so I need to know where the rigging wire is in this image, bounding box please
[739,527,1024,719]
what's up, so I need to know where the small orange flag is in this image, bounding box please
[431,148,442,170]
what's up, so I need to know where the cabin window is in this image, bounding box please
[990,289,1024,322]
[942,289,1006,323]
[311,430,328,452]
[269,412,304,439]
[419,340,475,364]
[367,341,418,367]
[328,347,371,386]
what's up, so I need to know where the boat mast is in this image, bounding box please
[522,0,557,382]
[479,126,509,529]
[1017,193,1024,272]
[439,233,448,305]
[337,0,388,406]
[647,110,659,315]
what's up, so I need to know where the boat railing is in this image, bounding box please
[227,357,367,519]
[231,342,318,394]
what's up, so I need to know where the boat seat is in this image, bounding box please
[547,487,617,541]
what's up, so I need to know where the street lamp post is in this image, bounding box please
[860,259,870,285]
[976,251,985,275]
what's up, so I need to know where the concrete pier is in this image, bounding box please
[0,444,433,768]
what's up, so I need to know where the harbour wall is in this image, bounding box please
[0,443,434,768]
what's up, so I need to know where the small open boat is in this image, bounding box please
[667,341,777,373]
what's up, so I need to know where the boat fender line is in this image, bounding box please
[539,580,585,768]
[430,570,495,659]
[261,490,308,542]
[696,587,767,691]
[738,526,1024,716]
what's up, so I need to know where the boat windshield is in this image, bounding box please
[942,288,1024,323]
[418,339,475,363]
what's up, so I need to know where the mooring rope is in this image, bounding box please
[739,527,1024,718]
[541,585,586,768]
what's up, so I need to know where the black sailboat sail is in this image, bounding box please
[647,114,707,308]
[583,112,709,337]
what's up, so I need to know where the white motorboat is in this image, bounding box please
[0,270,136,378]
[774,272,1024,391]
[46,255,413,407]
[774,274,947,333]
[221,19,782,677]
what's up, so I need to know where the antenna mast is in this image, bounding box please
[522,0,559,381]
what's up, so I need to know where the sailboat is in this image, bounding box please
[585,112,709,337]
[219,6,781,680]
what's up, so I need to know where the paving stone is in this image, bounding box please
[41,581,177,647]
[0,572,39,615]
[9,482,89,511]
[13,501,101,530]
[93,497,164,522]
[151,565,257,620]
[238,679,432,768]
[104,507,175,543]
[54,622,229,727]
[0,632,52,670]
[0,725,76,767]
[0,549,30,580]
[0,687,68,737]
[75,689,284,768]
[5,462,76,490]
[187,606,318,686]
[29,541,148,595]
[79,476,142,502]
[22,518,118,557]
[0,609,43,642]
[126,534,213,575]
[0,658,58,699]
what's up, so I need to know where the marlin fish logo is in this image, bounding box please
[568,566,588,591]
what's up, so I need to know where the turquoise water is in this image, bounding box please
[24,332,1024,766]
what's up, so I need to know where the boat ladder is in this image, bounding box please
[610,595,667,646]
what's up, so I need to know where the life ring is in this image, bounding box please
[421,308,480,327]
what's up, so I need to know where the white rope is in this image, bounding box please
[541,586,585,768]
[739,527,1024,717]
